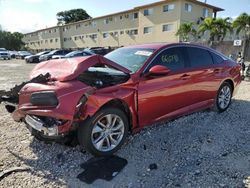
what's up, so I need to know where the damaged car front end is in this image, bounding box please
[0,55,135,148]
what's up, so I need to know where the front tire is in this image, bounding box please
[77,107,129,156]
[215,82,233,112]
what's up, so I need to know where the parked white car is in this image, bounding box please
[0,48,11,60]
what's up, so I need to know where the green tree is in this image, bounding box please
[198,17,232,42]
[233,13,250,39]
[198,17,218,42]
[0,30,24,50]
[233,13,250,58]
[56,9,91,25]
[214,17,233,41]
[176,22,197,42]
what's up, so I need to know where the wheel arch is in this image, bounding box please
[99,99,134,132]
[223,79,234,92]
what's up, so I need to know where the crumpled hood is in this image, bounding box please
[30,55,131,82]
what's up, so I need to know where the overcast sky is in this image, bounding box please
[0,0,250,33]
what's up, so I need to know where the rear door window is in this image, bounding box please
[210,52,224,64]
[187,47,213,68]
[147,47,186,71]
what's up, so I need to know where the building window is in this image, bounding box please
[163,4,175,12]
[103,33,108,38]
[104,17,112,24]
[45,40,48,43]
[92,21,97,27]
[54,29,57,32]
[144,8,153,16]
[162,24,174,32]
[203,8,208,17]
[144,26,153,34]
[120,31,124,35]
[63,37,71,42]
[130,29,138,35]
[50,39,53,43]
[104,18,109,24]
[120,15,123,20]
[76,24,81,29]
[124,14,129,19]
[91,34,97,39]
[55,38,58,42]
[185,3,192,12]
[133,12,138,19]
[74,36,78,41]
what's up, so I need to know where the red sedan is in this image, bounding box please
[9,43,241,156]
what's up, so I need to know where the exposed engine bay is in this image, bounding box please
[77,67,130,88]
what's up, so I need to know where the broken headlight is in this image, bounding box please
[30,91,58,107]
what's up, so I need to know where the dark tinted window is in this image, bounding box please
[147,47,185,71]
[53,51,60,55]
[210,52,224,64]
[187,47,213,68]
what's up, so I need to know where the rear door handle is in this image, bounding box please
[180,74,191,80]
[214,69,220,73]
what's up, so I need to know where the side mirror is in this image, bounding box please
[147,65,171,76]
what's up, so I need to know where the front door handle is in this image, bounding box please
[180,74,191,80]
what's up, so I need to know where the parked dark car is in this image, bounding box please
[25,51,50,63]
[39,50,72,62]
[16,51,33,59]
[1,43,241,156]
[87,47,112,55]
[52,50,95,59]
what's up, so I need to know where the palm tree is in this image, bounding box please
[198,17,218,43]
[198,17,233,43]
[214,17,233,41]
[233,13,250,39]
[233,13,250,58]
[176,22,197,42]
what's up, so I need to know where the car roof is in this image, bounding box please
[123,42,210,51]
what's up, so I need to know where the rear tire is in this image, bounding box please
[77,107,129,156]
[214,82,233,112]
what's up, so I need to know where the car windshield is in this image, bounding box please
[48,50,58,55]
[83,49,95,55]
[105,48,155,73]
[36,51,48,56]
[65,51,81,57]
[20,51,31,55]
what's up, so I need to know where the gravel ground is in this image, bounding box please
[0,59,250,188]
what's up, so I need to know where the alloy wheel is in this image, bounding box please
[218,85,232,110]
[91,114,125,152]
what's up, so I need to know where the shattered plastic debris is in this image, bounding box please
[77,155,127,184]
